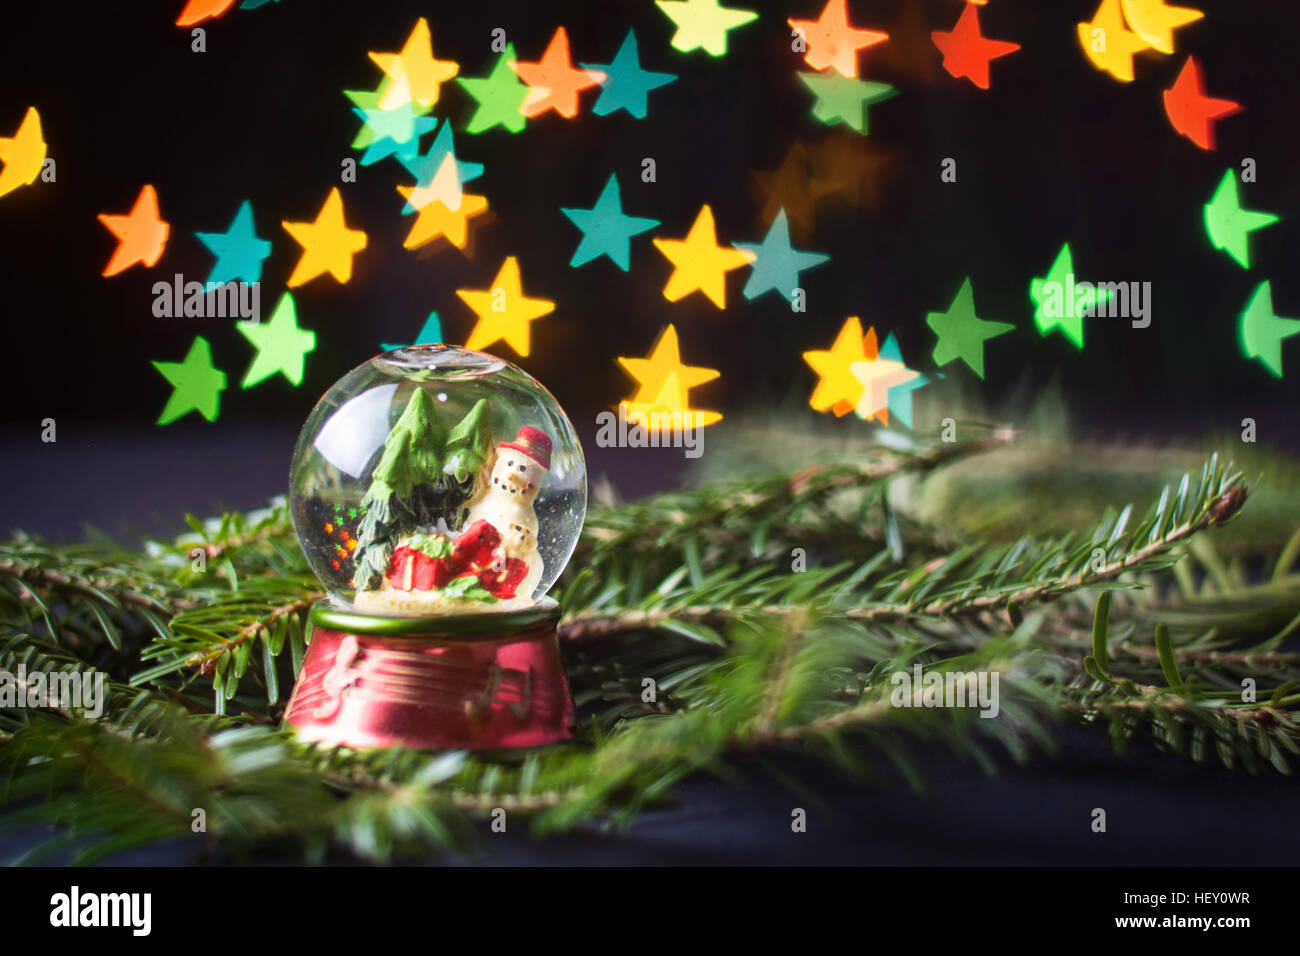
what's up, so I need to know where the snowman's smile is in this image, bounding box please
[493,476,533,496]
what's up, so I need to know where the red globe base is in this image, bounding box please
[283,600,574,750]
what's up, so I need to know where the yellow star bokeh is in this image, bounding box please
[370,18,460,109]
[402,153,463,212]
[850,353,918,424]
[397,187,488,251]
[282,188,368,286]
[803,316,871,415]
[653,205,751,308]
[0,106,46,200]
[1077,0,1152,82]
[1120,0,1202,55]
[617,324,722,430]
[617,324,719,404]
[457,257,554,357]
[623,372,722,431]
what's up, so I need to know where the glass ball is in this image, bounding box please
[289,345,586,615]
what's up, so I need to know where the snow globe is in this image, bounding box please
[282,345,585,750]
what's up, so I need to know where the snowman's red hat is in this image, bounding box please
[500,427,551,470]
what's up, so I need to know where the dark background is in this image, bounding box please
[2,0,1298,539]
[1,0,1298,866]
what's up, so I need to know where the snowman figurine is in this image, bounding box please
[462,426,551,602]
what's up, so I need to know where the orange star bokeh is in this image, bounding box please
[98,184,169,277]
[511,28,604,119]
[931,3,1021,90]
[1163,55,1241,150]
[789,0,888,78]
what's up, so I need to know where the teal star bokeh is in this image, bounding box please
[581,30,676,119]
[195,200,272,286]
[733,209,829,302]
[348,89,436,166]
[877,332,937,429]
[396,123,484,215]
[560,174,659,270]
[382,312,443,352]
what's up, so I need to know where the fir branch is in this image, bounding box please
[0,552,172,616]
[577,428,1011,559]
[560,460,1246,645]
[181,509,295,563]
[1,445,1295,865]
[133,577,321,711]
[185,596,315,676]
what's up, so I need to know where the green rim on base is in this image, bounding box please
[309,598,560,638]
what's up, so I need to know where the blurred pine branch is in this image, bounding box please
[2,419,1299,864]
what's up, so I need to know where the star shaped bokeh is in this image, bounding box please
[382,313,443,352]
[239,292,315,388]
[0,106,46,200]
[396,123,483,213]
[1239,280,1300,378]
[368,17,459,109]
[345,81,431,150]
[1077,0,1152,82]
[152,336,226,425]
[927,276,1014,378]
[457,45,530,133]
[282,188,367,286]
[1204,170,1278,268]
[653,205,751,308]
[655,0,758,56]
[1029,243,1112,349]
[561,174,659,271]
[798,71,897,134]
[457,257,555,356]
[396,187,489,251]
[1120,0,1202,54]
[350,87,437,165]
[931,2,1020,90]
[874,329,937,430]
[195,200,272,286]
[803,316,871,415]
[617,324,722,427]
[511,28,604,119]
[1163,56,1241,150]
[732,208,830,303]
[789,0,888,78]
[850,330,919,424]
[751,142,825,238]
[176,0,236,27]
[582,30,676,119]
[98,184,169,277]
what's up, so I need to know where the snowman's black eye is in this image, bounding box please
[519,465,526,472]
[507,460,513,467]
